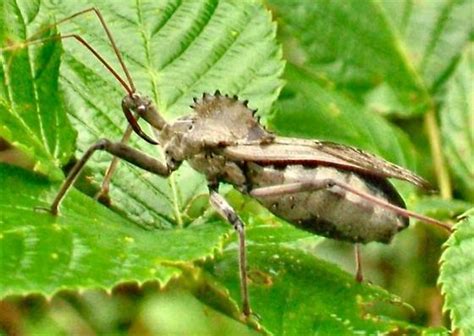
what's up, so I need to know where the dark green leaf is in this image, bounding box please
[269,0,472,117]
[440,45,474,201]
[269,0,428,116]
[381,0,473,91]
[208,244,423,335]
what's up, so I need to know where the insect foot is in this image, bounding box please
[209,188,251,317]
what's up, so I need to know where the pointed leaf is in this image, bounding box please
[269,0,472,117]
[0,0,76,180]
[0,164,229,296]
[381,0,473,91]
[269,0,427,116]
[439,209,474,334]
[0,0,284,298]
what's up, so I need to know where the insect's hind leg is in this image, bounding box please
[250,179,369,282]
[48,138,171,215]
[208,186,251,317]
[250,179,452,232]
[250,178,451,282]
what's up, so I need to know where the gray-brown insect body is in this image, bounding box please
[159,92,413,244]
[246,164,407,243]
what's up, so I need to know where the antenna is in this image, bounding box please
[1,7,136,96]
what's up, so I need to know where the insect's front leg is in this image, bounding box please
[48,138,172,215]
[208,186,251,317]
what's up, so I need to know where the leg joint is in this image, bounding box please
[94,138,111,150]
[227,212,242,230]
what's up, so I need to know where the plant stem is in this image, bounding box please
[424,109,452,199]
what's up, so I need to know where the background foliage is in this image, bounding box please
[0,0,472,334]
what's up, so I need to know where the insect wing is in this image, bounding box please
[221,137,431,189]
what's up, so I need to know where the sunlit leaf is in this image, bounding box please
[0,0,283,297]
[439,209,474,334]
[0,164,229,296]
[0,0,76,180]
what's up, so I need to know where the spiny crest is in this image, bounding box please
[187,90,272,143]
[189,90,256,118]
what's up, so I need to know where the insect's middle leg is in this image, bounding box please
[95,125,134,204]
[208,187,251,317]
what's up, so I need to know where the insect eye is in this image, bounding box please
[137,105,146,113]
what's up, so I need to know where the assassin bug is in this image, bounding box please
[1,7,452,318]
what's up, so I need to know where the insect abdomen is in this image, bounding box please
[246,163,408,244]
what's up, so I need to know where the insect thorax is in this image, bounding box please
[160,92,271,176]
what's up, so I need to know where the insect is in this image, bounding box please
[1,7,451,318]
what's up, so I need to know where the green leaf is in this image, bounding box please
[0,164,229,296]
[439,209,474,334]
[0,0,76,180]
[440,45,474,201]
[208,244,424,335]
[44,0,284,228]
[0,0,284,298]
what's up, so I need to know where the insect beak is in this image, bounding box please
[121,102,159,145]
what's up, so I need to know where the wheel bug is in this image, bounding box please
[0,7,452,318]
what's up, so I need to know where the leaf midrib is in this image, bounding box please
[135,0,184,226]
